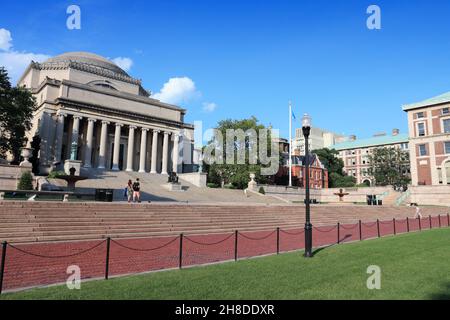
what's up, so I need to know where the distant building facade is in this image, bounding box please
[331,129,409,186]
[403,92,450,186]
[293,127,347,155]
[275,154,329,189]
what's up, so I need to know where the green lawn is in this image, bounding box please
[2,228,450,300]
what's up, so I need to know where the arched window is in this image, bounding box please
[87,80,118,91]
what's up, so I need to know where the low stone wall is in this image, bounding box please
[260,185,392,203]
[178,172,207,188]
[410,185,450,207]
[320,187,392,203]
[0,164,33,190]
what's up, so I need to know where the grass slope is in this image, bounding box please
[2,229,450,300]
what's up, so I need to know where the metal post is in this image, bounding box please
[439,215,441,228]
[0,241,7,295]
[234,230,238,261]
[303,121,313,258]
[337,222,340,244]
[429,215,432,229]
[406,217,410,233]
[448,213,450,227]
[179,234,183,269]
[419,217,422,231]
[105,237,111,280]
[359,220,362,241]
[377,219,380,238]
[393,218,396,235]
[276,228,280,255]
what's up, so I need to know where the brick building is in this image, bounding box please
[403,91,450,186]
[275,154,329,189]
[331,130,409,186]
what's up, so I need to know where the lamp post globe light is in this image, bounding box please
[302,113,313,258]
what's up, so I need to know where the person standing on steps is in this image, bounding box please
[414,204,423,219]
[132,178,141,203]
[126,179,133,203]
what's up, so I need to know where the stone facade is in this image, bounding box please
[17,52,194,175]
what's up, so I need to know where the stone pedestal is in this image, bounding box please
[163,183,184,192]
[19,147,33,169]
[248,173,258,191]
[64,160,82,176]
[178,172,207,188]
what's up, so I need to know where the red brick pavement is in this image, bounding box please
[1,214,449,293]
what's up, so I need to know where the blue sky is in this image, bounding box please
[2,0,450,140]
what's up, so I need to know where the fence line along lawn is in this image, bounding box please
[2,228,450,300]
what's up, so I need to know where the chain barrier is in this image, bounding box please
[111,236,179,252]
[362,222,377,228]
[279,228,305,236]
[313,225,337,233]
[184,233,234,246]
[340,223,359,230]
[7,240,106,259]
[238,230,276,241]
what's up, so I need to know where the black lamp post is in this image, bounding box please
[302,113,313,258]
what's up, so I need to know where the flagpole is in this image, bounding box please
[289,101,292,187]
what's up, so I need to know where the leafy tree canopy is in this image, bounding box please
[0,67,36,163]
[368,147,410,188]
[205,116,273,189]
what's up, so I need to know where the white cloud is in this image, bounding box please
[0,28,50,84]
[153,77,200,105]
[202,102,217,113]
[0,28,12,51]
[112,57,133,72]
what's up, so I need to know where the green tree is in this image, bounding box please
[0,67,36,163]
[368,147,410,188]
[17,171,33,190]
[313,148,354,188]
[205,117,273,189]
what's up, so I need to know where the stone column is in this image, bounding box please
[139,128,149,173]
[98,120,109,169]
[53,112,66,164]
[172,132,180,173]
[112,123,122,171]
[126,126,136,172]
[70,115,82,160]
[161,131,170,175]
[150,130,160,174]
[83,118,96,168]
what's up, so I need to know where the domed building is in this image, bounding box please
[18,52,194,175]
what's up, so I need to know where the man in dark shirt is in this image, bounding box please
[132,178,141,203]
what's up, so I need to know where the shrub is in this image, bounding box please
[258,187,266,195]
[18,171,33,190]
[207,183,219,188]
[48,170,66,179]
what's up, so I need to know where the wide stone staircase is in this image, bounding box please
[0,201,448,244]
[48,169,283,204]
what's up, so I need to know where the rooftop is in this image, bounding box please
[402,91,450,111]
[330,133,409,151]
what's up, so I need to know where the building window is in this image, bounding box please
[417,122,426,136]
[444,119,450,133]
[443,108,449,115]
[418,144,427,156]
[445,141,450,154]
[416,112,425,119]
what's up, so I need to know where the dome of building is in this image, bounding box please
[43,52,128,76]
